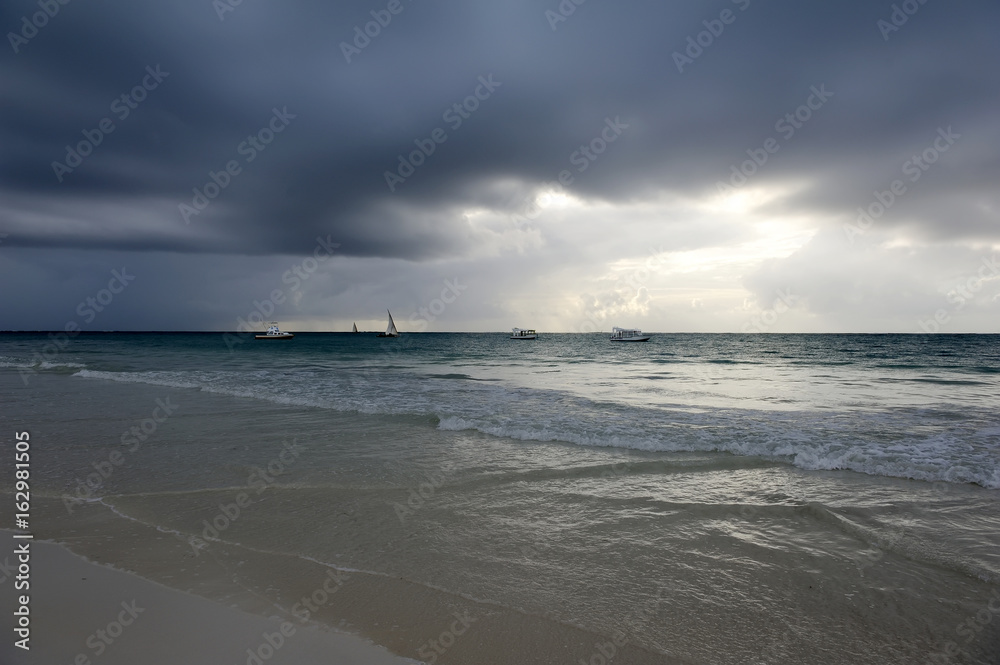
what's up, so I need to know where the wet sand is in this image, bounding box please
[0,531,415,665]
[2,366,998,665]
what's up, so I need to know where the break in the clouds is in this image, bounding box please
[1,0,998,332]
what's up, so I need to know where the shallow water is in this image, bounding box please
[2,333,999,664]
[5,332,999,488]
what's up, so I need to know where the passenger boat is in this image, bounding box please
[255,322,294,340]
[609,327,650,342]
[510,328,537,340]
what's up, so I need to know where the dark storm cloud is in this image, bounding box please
[3,0,997,261]
[2,0,998,332]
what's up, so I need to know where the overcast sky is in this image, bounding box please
[2,0,998,332]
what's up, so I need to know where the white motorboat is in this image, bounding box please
[255,322,294,340]
[376,310,399,337]
[510,328,537,340]
[609,327,650,342]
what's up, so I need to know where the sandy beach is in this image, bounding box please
[1,337,998,665]
[0,531,415,665]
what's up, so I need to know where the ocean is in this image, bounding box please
[2,332,999,664]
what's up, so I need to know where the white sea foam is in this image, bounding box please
[437,415,1000,490]
[65,362,1000,490]
[0,356,86,370]
[75,369,201,388]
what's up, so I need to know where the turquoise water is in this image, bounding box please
[2,332,999,664]
[4,332,999,488]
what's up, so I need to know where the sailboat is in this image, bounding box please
[352,322,358,333]
[376,310,399,337]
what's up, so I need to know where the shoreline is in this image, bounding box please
[0,372,689,665]
[7,497,686,665]
[0,530,416,665]
[2,367,997,665]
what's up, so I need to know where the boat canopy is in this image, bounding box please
[612,327,642,335]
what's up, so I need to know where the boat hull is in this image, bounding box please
[376,333,399,338]
[255,334,294,340]
[510,335,537,340]
[609,336,650,342]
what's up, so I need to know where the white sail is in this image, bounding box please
[352,322,358,333]
[386,310,397,336]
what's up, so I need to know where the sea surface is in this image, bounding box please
[2,332,999,664]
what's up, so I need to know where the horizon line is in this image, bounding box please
[1,330,998,335]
